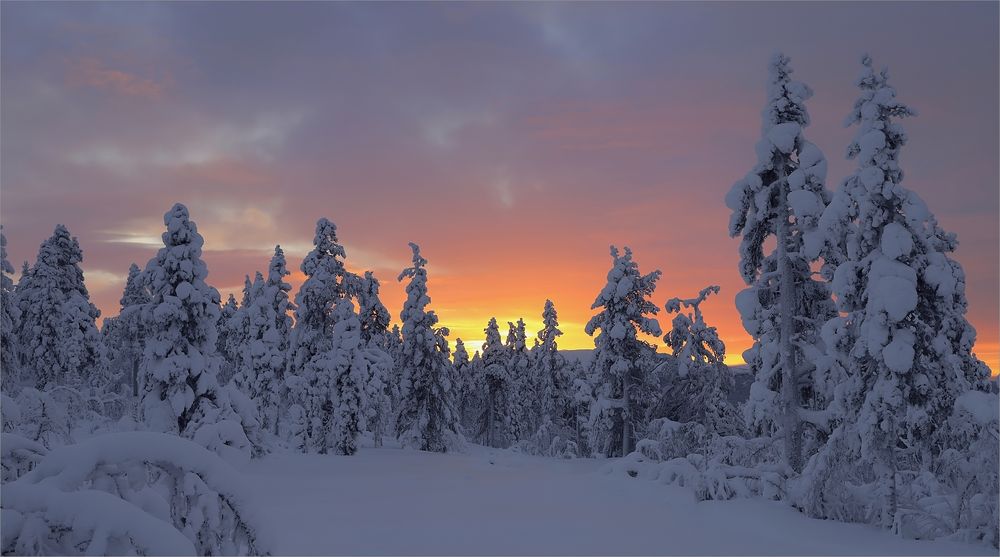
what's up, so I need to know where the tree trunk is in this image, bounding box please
[776,171,803,473]
[621,369,632,457]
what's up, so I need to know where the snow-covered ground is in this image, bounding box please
[242,443,991,556]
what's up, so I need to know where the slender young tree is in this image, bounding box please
[395,243,460,452]
[726,52,835,472]
[585,245,662,457]
[217,293,239,385]
[103,263,151,398]
[532,300,570,431]
[478,317,513,448]
[16,225,106,391]
[506,318,534,441]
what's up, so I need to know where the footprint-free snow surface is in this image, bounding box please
[242,443,989,556]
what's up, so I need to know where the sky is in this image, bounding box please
[1,2,997,374]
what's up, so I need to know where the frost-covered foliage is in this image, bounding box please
[138,203,255,461]
[477,317,514,448]
[659,286,744,437]
[2,432,273,555]
[799,55,993,532]
[15,225,106,391]
[394,243,461,452]
[286,219,349,451]
[101,263,151,405]
[726,53,835,472]
[1,228,21,391]
[586,246,662,457]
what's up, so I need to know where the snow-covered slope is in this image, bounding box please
[242,443,990,556]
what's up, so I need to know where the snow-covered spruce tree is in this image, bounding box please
[217,293,239,386]
[726,53,835,472]
[285,218,349,452]
[139,203,255,462]
[346,270,393,447]
[394,243,461,452]
[478,317,514,448]
[533,300,571,433]
[16,225,106,392]
[1,228,22,391]
[101,263,151,406]
[247,246,294,436]
[659,286,743,436]
[331,298,367,455]
[796,55,993,531]
[452,338,472,434]
[228,250,292,446]
[506,318,536,441]
[462,349,486,435]
[586,246,662,457]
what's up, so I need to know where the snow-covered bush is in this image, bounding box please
[2,482,197,555]
[616,417,785,502]
[3,432,273,555]
[1,432,47,482]
[3,388,71,449]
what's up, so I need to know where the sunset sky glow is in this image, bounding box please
[2,2,997,373]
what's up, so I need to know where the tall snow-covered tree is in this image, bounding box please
[16,225,106,391]
[478,317,513,448]
[660,286,743,436]
[394,243,460,452]
[1,228,21,390]
[585,246,662,457]
[726,53,835,472]
[285,218,349,451]
[138,203,254,460]
[798,55,992,528]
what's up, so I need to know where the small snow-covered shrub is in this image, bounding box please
[3,432,273,555]
[617,419,786,502]
[4,389,71,449]
[2,482,196,555]
[1,433,47,482]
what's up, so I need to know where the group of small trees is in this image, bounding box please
[726,53,995,544]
